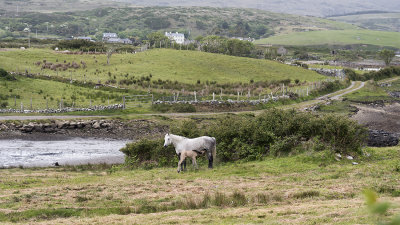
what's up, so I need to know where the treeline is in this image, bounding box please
[346,66,400,81]
[121,109,367,167]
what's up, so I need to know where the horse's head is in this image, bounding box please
[163,133,172,148]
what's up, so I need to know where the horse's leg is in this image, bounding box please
[177,153,186,173]
[183,155,187,171]
[207,150,213,169]
[192,154,198,170]
[177,153,184,171]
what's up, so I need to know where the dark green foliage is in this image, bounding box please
[120,139,177,167]
[121,109,367,167]
[347,66,400,81]
[55,40,105,51]
[0,68,16,81]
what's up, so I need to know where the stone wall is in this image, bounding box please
[367,130,399,147]
[0,104,123,114]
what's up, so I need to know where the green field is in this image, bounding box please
[255,29,400,49]
[0,75,135,109]
[0,48,325,85]
[0,146,398,224]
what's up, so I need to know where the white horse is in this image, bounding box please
[163,133,216,172]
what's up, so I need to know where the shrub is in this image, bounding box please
[0,68,15,81]
[121,109,367,166]
[120,139,176,167]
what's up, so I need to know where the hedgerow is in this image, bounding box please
[120,109,367,167]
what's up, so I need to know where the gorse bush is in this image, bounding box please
[120,109,367,167]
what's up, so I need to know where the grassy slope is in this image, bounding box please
[0,147,399,224]
[329,13,400,32]
[0,76,133,109]
[0,49,325,84]
[255,29,400,48]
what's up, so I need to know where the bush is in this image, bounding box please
[121,109,367,166]
[120,139,177,167]
[0,68,15,81]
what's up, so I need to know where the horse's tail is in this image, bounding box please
[212,137,217,163]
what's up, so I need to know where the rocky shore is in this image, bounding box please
[0,119,167,140]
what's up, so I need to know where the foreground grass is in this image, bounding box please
[0,147,399,224]
[0,48,325,85]
[255,29,400,48]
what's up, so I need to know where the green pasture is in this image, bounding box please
[0,76,132,110]
[255,29,400,49]
[0,48,325,85]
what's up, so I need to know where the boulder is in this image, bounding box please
[92,122,101,129]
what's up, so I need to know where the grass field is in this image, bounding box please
[0,147,399,224]
[0,75,140,110]
[0,48,325,85]
[255,29,400,49]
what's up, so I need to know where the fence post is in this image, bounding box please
[30,98,32,110]
[237,91,240,101]
[151,94,154,104]
[122,96,125,109]
[220,88,222,100]
[46,99,48,110]
[14,96,16,107]
[21,102,23,112]
[194,91,197,102]
[212,92,215,101]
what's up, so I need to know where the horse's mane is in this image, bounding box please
[169,133,187,140]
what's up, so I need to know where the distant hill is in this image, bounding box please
[255,29,400,49]
[1,0,399,17]
[328,12,400,32]
[0,7,357,40]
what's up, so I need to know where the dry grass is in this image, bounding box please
[0,147,399,224]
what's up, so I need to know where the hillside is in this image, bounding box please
[255,29,400,49]
[0,49,325,85]
[1,0,400,17]
[328,12,400,32]
[0,7,357,40]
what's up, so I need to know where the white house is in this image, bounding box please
[102,33,118,41]
[165,32,185,44]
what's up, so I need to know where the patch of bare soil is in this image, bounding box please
[352,103,400,133]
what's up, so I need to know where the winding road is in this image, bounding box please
[0,81,366,121]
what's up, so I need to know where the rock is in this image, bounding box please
[352,162,358,165]
[0,124,8,130]
[92,122,101,129]
[20,123,34,133]
[368,130,399,147]
[335,153,342,158]
[55,120,68,129]
[346,156,353,160]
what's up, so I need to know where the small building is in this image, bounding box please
[102,33,118,41]
[106,38,132,44]
[165,32,185,44]
[231,37,255,42]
